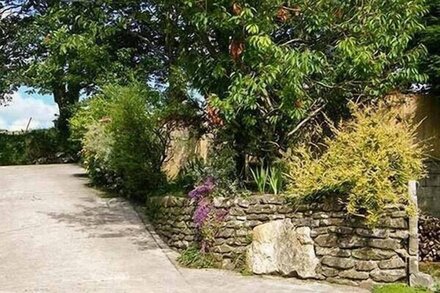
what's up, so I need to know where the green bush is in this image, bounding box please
[285,103,425,225]
[81,121,116,187]
[0,128,75,166]
[71,83,167,200]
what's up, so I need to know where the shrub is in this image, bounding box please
[106,85,166,198]
[0,128,76,165]
[70,96,110,143]
[71,83,167,199]
[285,103,425,225]
[81,121,117,187]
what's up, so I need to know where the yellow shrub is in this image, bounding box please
[285,103,426,225]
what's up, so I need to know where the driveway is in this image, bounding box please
[0,164,368,292]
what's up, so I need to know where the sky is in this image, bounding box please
[0,87,58,131]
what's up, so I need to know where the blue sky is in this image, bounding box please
[0,87,58,131]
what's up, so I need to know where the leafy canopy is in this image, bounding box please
[419,0,440,93]
[0,0,164,134]
[169,0,427,160]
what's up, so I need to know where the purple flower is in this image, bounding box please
[188,177,216,200]
[193,198,211,228]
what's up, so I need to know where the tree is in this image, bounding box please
[0,0,163,137]
[164,0,426,171]
[419,0,440,93]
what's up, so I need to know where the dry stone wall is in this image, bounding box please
[147,195,422,287]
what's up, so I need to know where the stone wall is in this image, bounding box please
[147,195,424,287]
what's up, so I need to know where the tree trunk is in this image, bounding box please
[53,83,80,140]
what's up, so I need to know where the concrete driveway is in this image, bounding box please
[0,164,368,293]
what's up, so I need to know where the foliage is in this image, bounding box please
[285,103,425,225]
[177,246,216,269]
[250,165,268,194]
[81,121,118,188]
[167,0,427,163]
[187,177,228,252]
[418,0,440,93]
[372,284,429,293]
[1,1,163,135]
[250,164,283,194]
[1,0,430,171]
[177,143,240,196]
[0,129,76,166]
[267,166,283,195]
[71,83,168,200]
[70,97,110,143]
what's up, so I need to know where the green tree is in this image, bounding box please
[419,0,440,93]
[0,0,163,137]
[165,0,427,171]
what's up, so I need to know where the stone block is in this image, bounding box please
[378,218,408,229]
[368,238,401,250]
[338,235,367,248]
[370,269,406,282]
[269,214,285,220]
[408,217,418,235]
[408,256,419,274]
[355,260,378,271]
[315,247,351,257]
[320,266,339,277]
[408,235,418,256]
[247,220,319,278]
[312,212,330,219]
[355,228,388,239]
[321,256,355,269]
[217,229,234,238]
[260,196,283,204]
[213,244,233,254]
[319,218,345,227]
[247,214,270,221]
[326,277,358,287]
[247,205,277,214]
[235,198,250,208]
[314,234,338,248]
[310,227,330,238]
[378,256,406,269]
[229,207,246,216]
[352,248,395,260]
[338,269,370,280]
[409,272,434,290]
[389,230,409,240]
[390,211,407,218]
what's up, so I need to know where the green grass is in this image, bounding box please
[372,284,429,293]
[177,246,217,269]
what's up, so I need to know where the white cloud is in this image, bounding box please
[0,92,59,131]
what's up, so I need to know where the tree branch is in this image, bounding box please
[287,103,326,138]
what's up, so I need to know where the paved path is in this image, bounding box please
[0,164,368,293]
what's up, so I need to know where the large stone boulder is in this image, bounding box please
[247,219,319,278]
